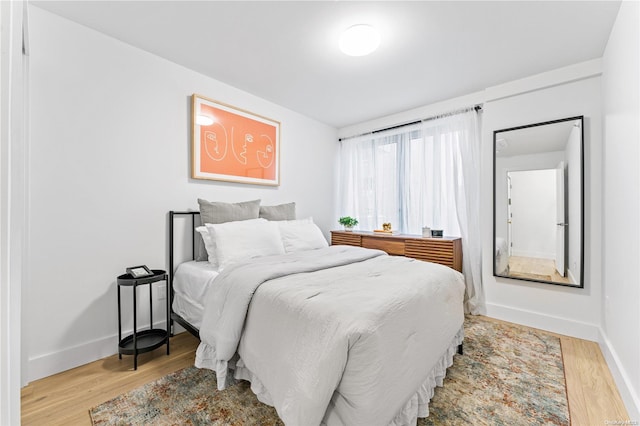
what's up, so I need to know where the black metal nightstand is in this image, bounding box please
[117,269,170,370]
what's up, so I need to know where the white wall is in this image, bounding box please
[482,76,602,340]
[601,0,640,419]
[495,151,565,257]
[509,169,556,259]
[1,0,27,422]
[26,7,338,382]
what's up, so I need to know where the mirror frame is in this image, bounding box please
[492,116,584,288]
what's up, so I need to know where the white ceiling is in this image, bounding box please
[32,1,621,128]
[495,118,580,157]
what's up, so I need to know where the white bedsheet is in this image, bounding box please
[195,245,465,426]
[172,260,219,329]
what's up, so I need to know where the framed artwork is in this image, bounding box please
[192,94,280,186]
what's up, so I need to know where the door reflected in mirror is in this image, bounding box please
[493,116,584,287]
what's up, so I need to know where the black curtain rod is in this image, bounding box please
[339,104,482,142]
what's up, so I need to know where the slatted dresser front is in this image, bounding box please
[330,230,462,272]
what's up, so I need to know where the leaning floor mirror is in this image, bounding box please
[493,116,584,288]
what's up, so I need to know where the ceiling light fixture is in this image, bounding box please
[339,24,381,57]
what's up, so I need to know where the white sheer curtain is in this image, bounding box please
[338,109,484,314]
[339,124,420,232]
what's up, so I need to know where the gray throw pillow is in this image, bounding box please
[259,202,296,221]
[196,199,261,261]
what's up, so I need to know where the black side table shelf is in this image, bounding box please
[117,269,170,370]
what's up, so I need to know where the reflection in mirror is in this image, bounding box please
[493,116,584,287]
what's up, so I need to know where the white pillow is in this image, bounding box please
[205,219,285,269]
[199,218,268,267]
[196,226,218,268]
[277,218,328,253]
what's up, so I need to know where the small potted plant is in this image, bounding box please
[338,216,359,231]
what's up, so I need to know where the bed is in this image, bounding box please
[168,209,465,426]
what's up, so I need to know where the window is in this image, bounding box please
[339,112,475,237]
[339,108,483,314]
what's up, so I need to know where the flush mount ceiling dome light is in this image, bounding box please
[339,24,381,56]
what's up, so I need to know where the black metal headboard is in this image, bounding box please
[168,211,201,338]
[169,211,200,273]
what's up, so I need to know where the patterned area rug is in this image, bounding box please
[90,316,569,425]
[419,315,569,425]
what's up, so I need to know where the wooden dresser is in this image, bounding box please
[331,230,462,272]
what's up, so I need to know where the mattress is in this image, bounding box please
[172,260,219,329]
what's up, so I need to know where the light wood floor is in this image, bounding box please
[509,255,573,284]
[21,317,630,426]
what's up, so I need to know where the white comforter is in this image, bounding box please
[195,245,465,426]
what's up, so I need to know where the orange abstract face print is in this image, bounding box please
[198,103,277,181]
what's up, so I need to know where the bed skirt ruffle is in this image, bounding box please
[388,325,465,425]
[230,325,464,426]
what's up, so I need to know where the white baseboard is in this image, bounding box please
[27,320,175,383]
[485,302,600,341]
[598,329,640,422]
[28,334,119,383]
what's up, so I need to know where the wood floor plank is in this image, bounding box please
[21,332,199,426]
[561,336,629,425]
[561,337,590,425]
[20,319,631,425]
